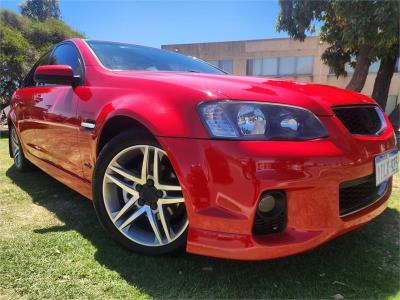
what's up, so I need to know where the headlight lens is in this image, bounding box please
[237,105,267,135]
[198,101,327,140]
[200,103,238,137]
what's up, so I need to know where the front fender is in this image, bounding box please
[76,84,223,169]
[93,93,217,139]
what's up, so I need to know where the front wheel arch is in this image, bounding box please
[96,115,155,157]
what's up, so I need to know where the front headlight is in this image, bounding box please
[198,101,327,140]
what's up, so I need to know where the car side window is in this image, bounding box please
[48,43,83,78]
[22,52,50,88]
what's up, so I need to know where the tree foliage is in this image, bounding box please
[20,0,61,22]
[277,0,327,41]
[0,9,84,101]
[277,0,399,96]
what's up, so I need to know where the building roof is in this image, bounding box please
[162,36,320,48]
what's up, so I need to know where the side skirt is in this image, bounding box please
[25,151,93,200]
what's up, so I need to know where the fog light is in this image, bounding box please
[253,190,287,235]
[256,191,286,219]
[258,194,276,213]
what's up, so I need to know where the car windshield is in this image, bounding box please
[86,40,225,74]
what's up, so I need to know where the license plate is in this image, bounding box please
[375,149,398,186]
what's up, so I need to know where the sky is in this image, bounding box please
[0,0,289,47]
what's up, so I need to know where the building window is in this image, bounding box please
[296,56,314,75]
[262,58,278,76]
[279,57,296,76]
[247,58,262,76]
[247,56,314,76]
[329,58,400,75]
[206,59,233,74]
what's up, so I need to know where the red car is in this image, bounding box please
[8,39,398,260]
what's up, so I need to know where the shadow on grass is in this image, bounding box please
[0,131,9,139]
[6,165,400,299]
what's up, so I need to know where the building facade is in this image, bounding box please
[162,36,399,129]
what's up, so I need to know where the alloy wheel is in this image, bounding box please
[10,128,22,169]
[102,145,188,247]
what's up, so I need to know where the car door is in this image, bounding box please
[32,42,84,177]
[14,52,51,158]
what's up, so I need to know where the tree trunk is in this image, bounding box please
[346,44,372,92]
[371,55,397,110]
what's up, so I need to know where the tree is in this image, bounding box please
[370,0,400,110]
[277,0,399,104]
[0,9,84,101]
[0,25,35,100]
[372,46,398,110]
[20,0,61,22]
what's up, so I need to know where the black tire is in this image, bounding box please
[9,126,34,172]
[92,130,188,255]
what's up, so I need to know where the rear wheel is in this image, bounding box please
[10,126,32,172]
[93,131,188,255]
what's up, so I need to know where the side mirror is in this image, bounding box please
[34,65,80,86]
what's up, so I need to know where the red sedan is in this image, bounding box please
[8,39,398,260]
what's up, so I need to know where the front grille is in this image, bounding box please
[253,210,287,235]
[339,175,389,217]
[333,106,384,135]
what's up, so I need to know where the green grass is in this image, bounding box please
[0,136,399,300]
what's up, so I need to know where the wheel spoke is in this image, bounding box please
[140,146,149,184]
[153,148,160,186]
[105,173,138,196]
[159,197,185,205]
[112,195,139,223]
[11,136,18,147]
[157,184,181,191]
[118,206,146,229]
[145,207,163,244]
[11,131,19,146]
[11,140,17,151]
[109,163,142,184]
[152,150,181,191]
[158,203,172,242]
[13,146,19,158]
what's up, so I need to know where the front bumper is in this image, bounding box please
[157,115,397,260]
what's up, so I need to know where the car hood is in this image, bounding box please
[113,71,377,116]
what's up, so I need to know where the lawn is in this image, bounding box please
[0,136,399,300]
